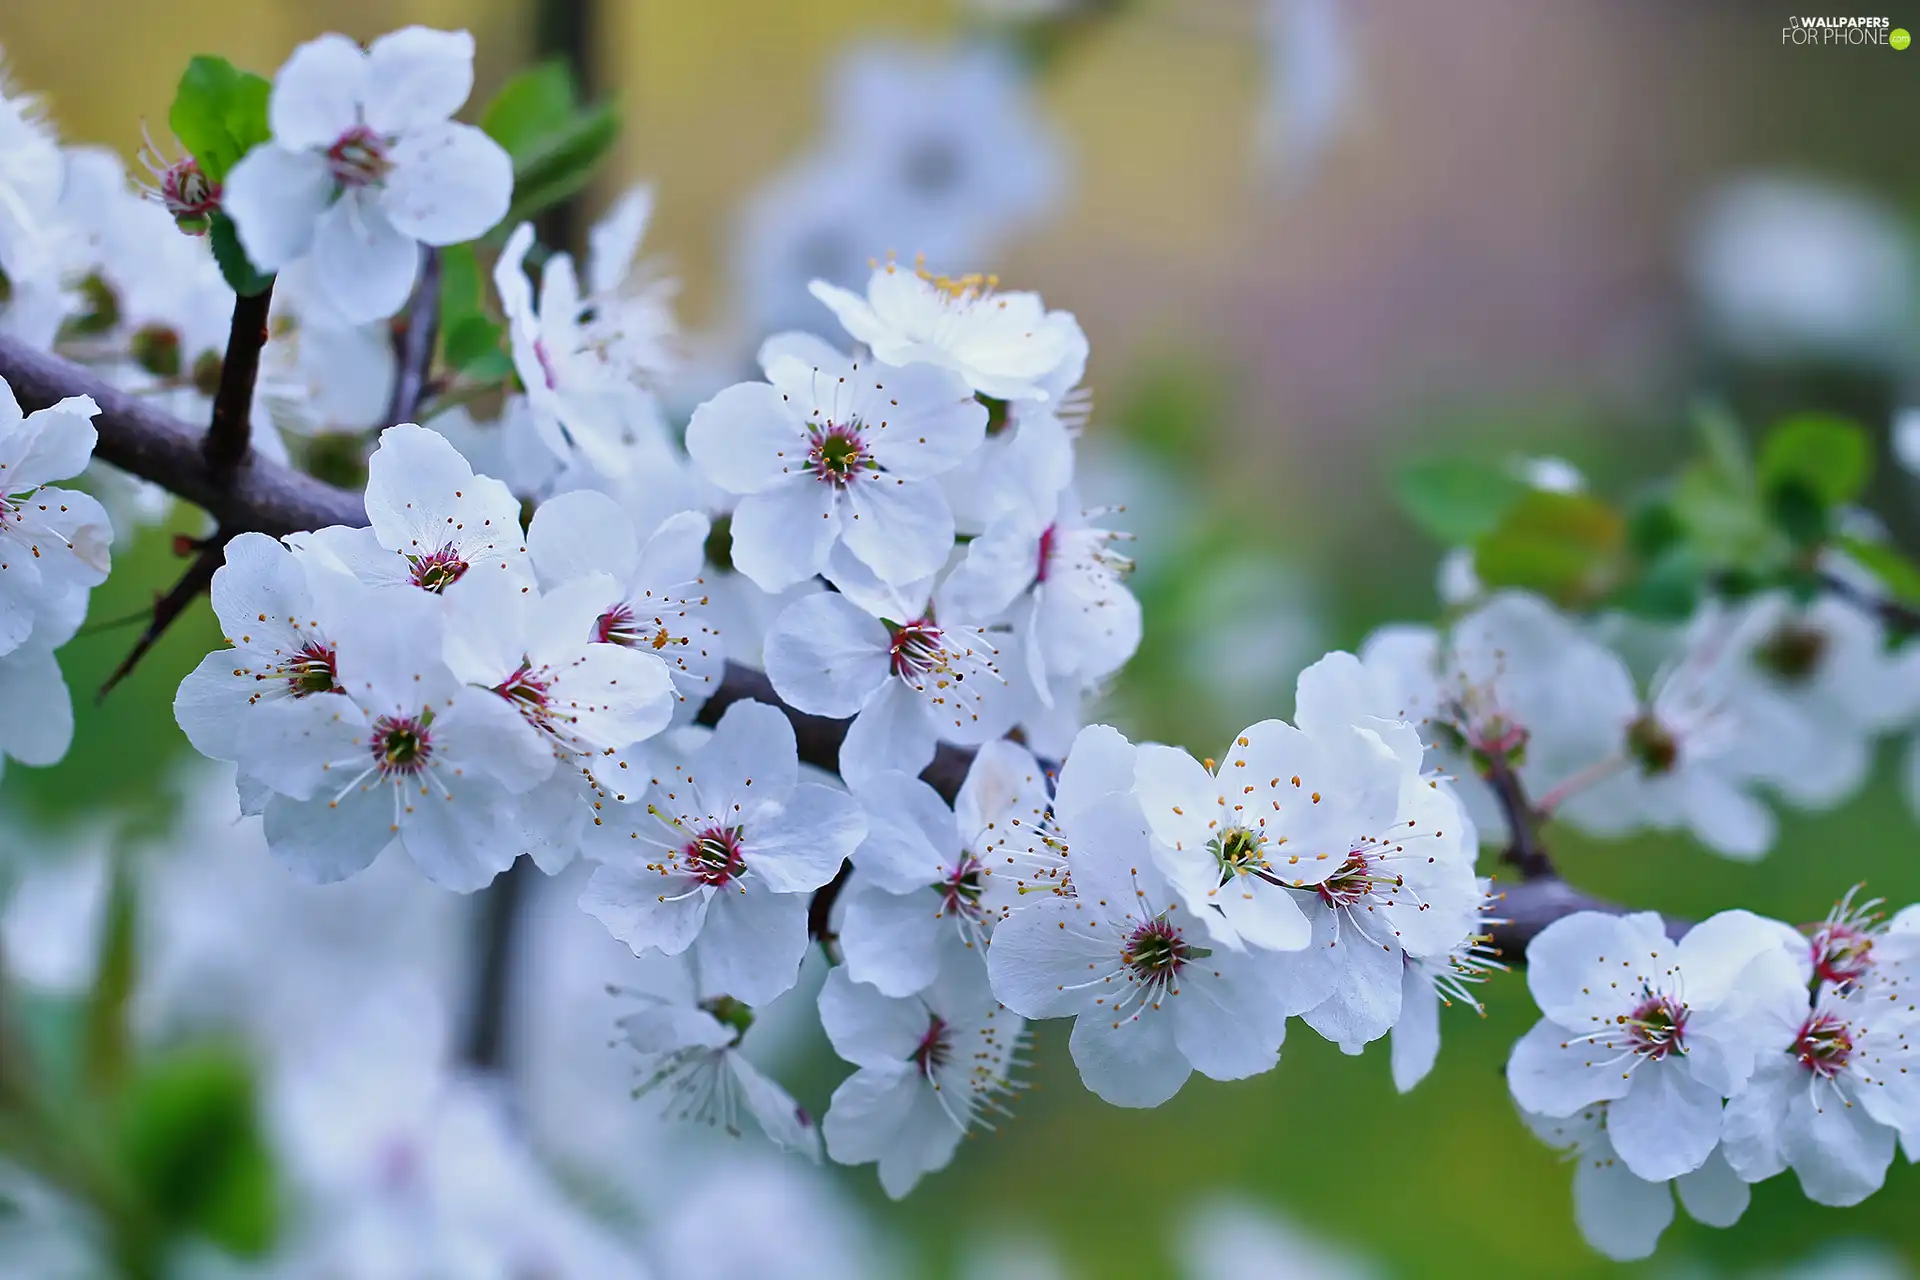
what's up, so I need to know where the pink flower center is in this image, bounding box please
[495,661,552,715]
[1622,992,1688,1060]
[594,602,674,651]
[1122,915,1196,996]
[369,715,433,778]
[806,424,871,488]
[407,543,469,593]
[1316,851,1400,908]
[912,1015,952,1078]
[683,826,747,887]
[327,125,395,188]
[156,158,218,233]
[1794,1011,1855,1079]
[286,641,338,697]
[936,854,987,921]
[888,618,945,679]
[1035,524,1057,584]
[1810,923,1875,988]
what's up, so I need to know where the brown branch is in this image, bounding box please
[0,333,366,535]
[203,285,273,473]
[96,538,225,700]
[386,249,441,427]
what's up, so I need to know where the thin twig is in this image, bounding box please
[203,285,274,473]
[1821,569,1920,635]
[386,249,442,427]
[1483,750,1553,881]
[96,538,225,700]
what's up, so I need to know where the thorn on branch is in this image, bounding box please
[96,535,226,701]
[203,285,275,474]
[386,248,442,428]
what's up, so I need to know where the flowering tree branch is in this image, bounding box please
[0,332,1657,966]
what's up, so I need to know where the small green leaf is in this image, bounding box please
[168,56,271,183]
[501,103,621,228]
[1767,479,1830,549]
[1839,535,1920,606]
[1625,496,1684,559]
[460,349,517,382]
[481,62,579,160]
[1471,490,1627,607]
[117,1045,278,1257]
[443,313,504,372]
[1758,413,1872,508]
[208,214,273,296]
[1615,546,1702,621]
[1393,458,1525,545]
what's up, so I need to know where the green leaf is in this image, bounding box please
[1614,546,1702,621]
[208,214,273,296]
[501,103,621,229]
[117,1045,278,1257]
[1758,413,1872,508]
[1471,490,1627,607]
[1393,458,1525,545]
[80,857,137,1096]
[168,56,271,183]
[481,62,579,160]
[1767,480,1831,549]
[1839,535,1920,605]
[442,313,504,372]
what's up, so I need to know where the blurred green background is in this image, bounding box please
[9,0,1920,1275]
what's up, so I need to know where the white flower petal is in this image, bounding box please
[382,122,512,245]
[222,146,333,271]
[362,26,475,134]
[268,33,368,151]
[313,191,421,323]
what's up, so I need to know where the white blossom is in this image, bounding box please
[224,27,512,322]
[763,590,1016,788]
[581,700,864,1005]
[1521,1103,1750,1262]
[1508,909,1808,1183]
[987,739,1290,1107]
[685,332,985,591]
[811,261,1084,403]
[819,951,1023,1197]
[525,489,724,721]
[238,582,555,890]
[839,739,1051,996]
[495,221,671,477]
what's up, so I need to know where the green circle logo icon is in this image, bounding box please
[1894,27,1912,48]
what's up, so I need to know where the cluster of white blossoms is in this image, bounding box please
[1354,583,1920,861]
[0,378,108,772]
[1512,894,1920,1261]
